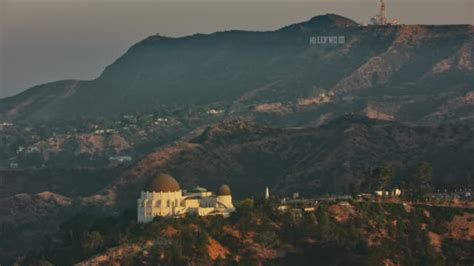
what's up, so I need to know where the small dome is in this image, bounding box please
[147,174,180,192]
[217,184,231,196]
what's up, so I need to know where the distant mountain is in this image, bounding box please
[1,14,473,124]
[88,117,474,208]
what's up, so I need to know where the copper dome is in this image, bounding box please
[217,184,231,196]
[147,174,180,192]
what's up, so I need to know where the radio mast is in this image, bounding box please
[370,0,398,25]
[379,0,388,25]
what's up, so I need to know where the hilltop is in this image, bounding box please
[0,14,472,125]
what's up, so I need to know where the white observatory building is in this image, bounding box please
[137,174,235,223]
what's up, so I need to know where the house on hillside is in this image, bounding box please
[374,188,402,197]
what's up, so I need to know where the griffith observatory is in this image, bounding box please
[137,174,235,223]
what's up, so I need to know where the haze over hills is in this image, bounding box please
[1,14,473,125]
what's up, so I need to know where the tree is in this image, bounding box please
[195,230,210,258]
[18,151,43,166]
[255,230,278,249]
[405,163,433,200]
[36,257,54,266]
[463,172,473,189]
[81,231,104,255]
[315,206,332,243]
[231,198,255,235]
[239,249,259,266]
[166,239,185,265]
[371,167,392,191]
[214,255,225,266]
[352,166,393,195]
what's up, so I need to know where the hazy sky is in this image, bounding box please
[1,0,473,98]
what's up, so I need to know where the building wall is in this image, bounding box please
[137,190,185,223]
[217,195,233,209]
[184,198,200,208]
[199,196,216,208]
[198,207,216,216]
[137,190,235,223]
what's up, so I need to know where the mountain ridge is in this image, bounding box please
[1,15,473,125]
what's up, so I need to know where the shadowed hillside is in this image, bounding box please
[88,117,474,208]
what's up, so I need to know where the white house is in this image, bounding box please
[374,188,402,197]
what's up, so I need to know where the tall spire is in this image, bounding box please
[265,187,270,200]
[370,0,395,25]
[379,0,388,25]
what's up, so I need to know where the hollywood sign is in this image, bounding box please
[309,36,346,45]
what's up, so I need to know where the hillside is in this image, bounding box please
[1,14,473,125]
[0,192,74,262]
[18,200,474,265]
[88,117,474,208]
[1,117,473,263]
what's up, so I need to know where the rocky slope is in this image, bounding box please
[1,15,473,125]
[21,201,474,265]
